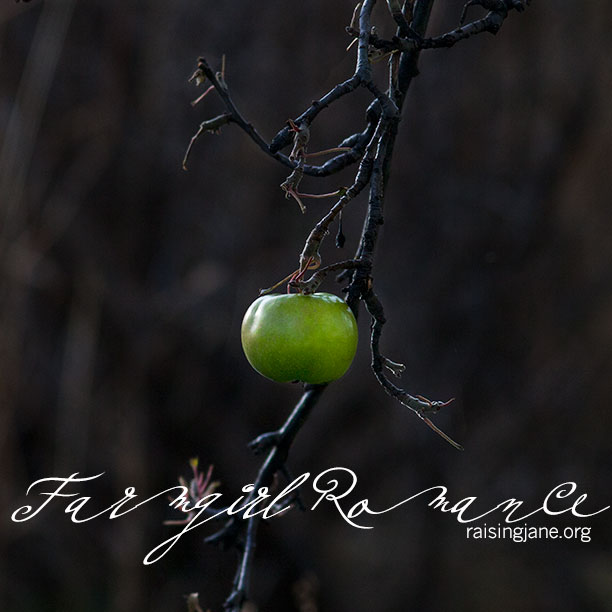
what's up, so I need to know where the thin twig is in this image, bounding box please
[186,56,365,178]
[182,113,233,170]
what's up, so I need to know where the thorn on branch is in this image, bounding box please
[346,37,359,52]
[304,147,352,159]
[184,55,281,172]
[363,289,463,450]
[190,84,215,107]
[182,113,232,171]
[419,413,464,451]
[216,53,227,89]
[415,394,456,414]
[383,357,405,377]
[335,212,346,248]
[301,189,346,201]
[349,2,362,30]
[248,431,281,454]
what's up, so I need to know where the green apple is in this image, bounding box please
[241,292,358,384]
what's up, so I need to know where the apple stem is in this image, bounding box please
[259,271,298,296]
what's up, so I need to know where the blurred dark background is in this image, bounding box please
[1,1,611,611]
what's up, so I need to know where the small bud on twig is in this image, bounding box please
[185,593,204,612]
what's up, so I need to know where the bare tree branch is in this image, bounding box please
[421,0,531,49]
[205,385,325,611]
[180,0,530,607]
